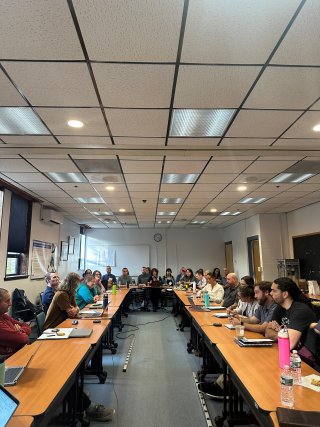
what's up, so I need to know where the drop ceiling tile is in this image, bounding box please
[1,135,58,145]
[73,0,184,61]
[125,174,161,184]
[303,174,320,184]
[272,0,320,65]
[0,69,27,106]
[159,190,190,198]
[127,183,159,192]
[121,160,163,174]
[130,192,159,199]
[244,160,298,174]
[181,0,300,63]
[25,182,60,191]
[0,0,84,60]
[197,174,238,184]
[23,154,69,159]
[0,159,37,172]
[257,183,296,192]
[34,190,67,198]
[106,109,169,137]
[220,138,274,147]
[46,197,79,204]
[192,183,226,192]
[58,136,112,147]
[93,64,174,108]
[160,184,193,192]
[114,137,165,146]
[225,183,261,192]
[27,159,79,173]
[174,65,260,108]
[275,138,320,148]
[1,172,50,183]
[92,184,127,192]
[204,160,252,174]
[288,183,320,192]
[163,160,207,173]
[36,108,107,136]
[226,110,302,138]
[4,62,98,107]
[56,183,93,192]
[282,111,320,138]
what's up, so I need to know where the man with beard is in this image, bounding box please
[230,281,276,333]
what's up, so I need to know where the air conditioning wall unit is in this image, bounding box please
[41,208,64,225]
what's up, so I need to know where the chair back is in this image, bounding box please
[35,311,46,335]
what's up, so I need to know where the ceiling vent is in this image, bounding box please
[84,173,124,183]
[235,174,273,184]
[41,208,64,225]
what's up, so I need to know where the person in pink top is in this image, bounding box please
[0,288,31,356]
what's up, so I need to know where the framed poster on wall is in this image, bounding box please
[68,236,75,254]
[60,241,68,261]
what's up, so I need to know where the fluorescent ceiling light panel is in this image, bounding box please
[90,211,113,216]
[159,197,184,204]
[270,173,315,183]
[170,109,236,137]
[46,172,87,183]
[0,107,49,135]
[220,211,241,216]
[162,173,199,184]
[74,197,104,203]
[239,197,266,204]
[157,211,177,216]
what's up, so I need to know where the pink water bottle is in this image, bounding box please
[278,326,290,368]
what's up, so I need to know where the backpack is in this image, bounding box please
[11,288,42,322]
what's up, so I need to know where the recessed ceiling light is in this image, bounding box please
[166,221,171,224]
[270,173,315,184]
[90,211,113,216]
[210,208,217,212]
[220,211,241,216]
[74,196,104,203]
[159,197,184,204]
[45,172,87,183]
[119,208,126,212]
[170,109,236,137]
[240,197,266,204]
[162,174,199,184]
[0,107,50,135]
[237,186,247,191]
[157,221,162,224]
[157,211,177,216]
[312,124,320,132]
[105,186,115,191]
[67,120,84,128]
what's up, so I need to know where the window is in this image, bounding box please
[5,193,32,279]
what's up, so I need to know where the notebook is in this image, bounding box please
[0,385,19,427]
[4,344,41,386]
[69,328,93,338]
[234,337,274,347]
[38,328,73,340]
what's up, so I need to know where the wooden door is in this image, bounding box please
[252,239,261,283]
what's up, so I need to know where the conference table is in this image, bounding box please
[174,289,320,427]
[8,416,34,427]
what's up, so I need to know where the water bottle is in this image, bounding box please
[290,350,302,385]
[112,284,117,295]
[103,293,108,310]
[278,326,290,368]
[0,356,5,386]
[280,365,294,408]
[192,281,196,294]
[204,291,210,308]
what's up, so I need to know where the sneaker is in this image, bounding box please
[198,382,225,400]
[85,404,115,421]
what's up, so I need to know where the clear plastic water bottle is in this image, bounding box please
[280,365,294,407]
[290,350,302,385]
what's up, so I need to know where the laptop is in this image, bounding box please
[4,344,41,386]
[79,303,110,318]
[234,337,274,347]
[0,385,19,427]
[188,296,210,312]
[69,328,93,338]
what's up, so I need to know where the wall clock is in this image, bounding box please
[154,233,162,242]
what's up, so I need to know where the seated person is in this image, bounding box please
[42,272,60,313]
[148,268,163,311]
[212,267,223,284]
[221,273,240,308]
[75,274,100,310]
[230,281,277,334]
[198,272,224,303]
[176,267,187,283]
[265,277,318,367]
[227,284,259,318]
[101,266,117,289]
[138,266,151,285]
[0,288,31,356]
[92,270,103,295]
[163,268,175,286]
[43,273,114,422]
[195,269,206,290]
[118,267,132,287]
[185,268,196,284]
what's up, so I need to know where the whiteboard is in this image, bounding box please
[86,244,150,277]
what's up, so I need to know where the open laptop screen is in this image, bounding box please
[0,385,19,427]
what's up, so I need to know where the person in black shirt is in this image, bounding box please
[101,265,117,289]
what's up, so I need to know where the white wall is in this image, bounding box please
[0,190,80,303]
[85,228,225,278]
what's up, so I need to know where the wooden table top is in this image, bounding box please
[7,416,34,427]
[107,288,130,306]
[5,340,91,416]
[58,317,111,345]
[307,293,320,301]
[216,343,320,412]
[174,290,193,305]
[269,412,279,427]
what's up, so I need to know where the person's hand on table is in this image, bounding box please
[230,317,240,326]
[94,295,100,302]
[14,324,22,331]
[268,320,281,332]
